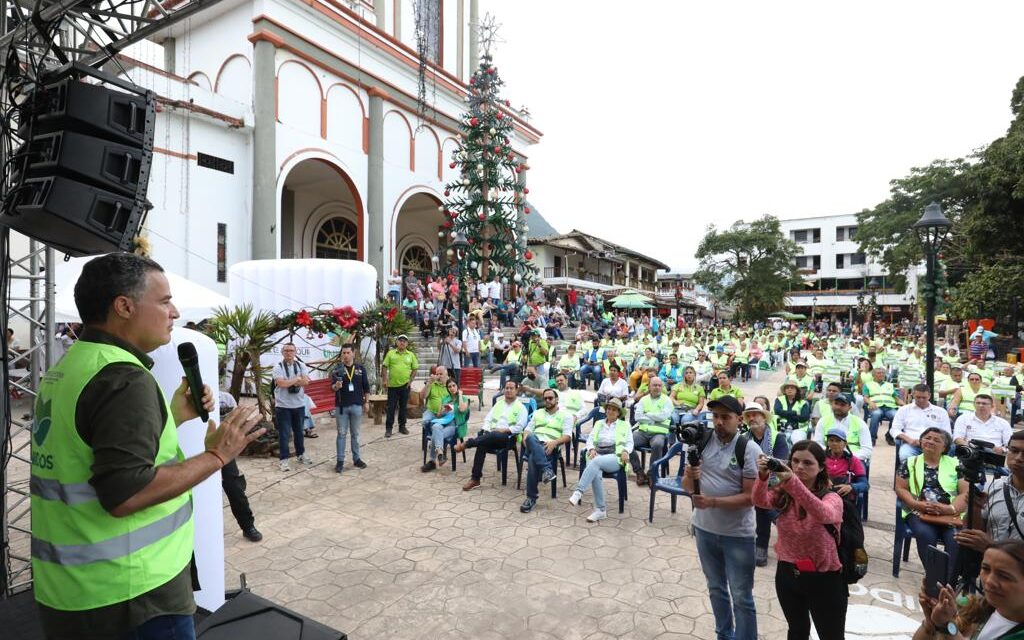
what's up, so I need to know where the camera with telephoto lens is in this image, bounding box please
[288,384,300,394]
[678,421,710,446]
[764,457,787,473]
[955,439,1005,482]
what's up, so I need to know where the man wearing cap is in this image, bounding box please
[786,361,816,400]
[811,393,872,463]
[381,335,419,437]
[456,380,528,491]
[519,389,572,512]
[889,383,951,462]
[628,377,674,486]
[683,395,759,640]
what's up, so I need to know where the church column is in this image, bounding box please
[469,0,479,70]
[249,33,281,259]
[367,87,388,289]
[374,0,385,28]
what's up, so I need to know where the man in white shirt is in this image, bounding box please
[475,278,488,301]
[487,276,502,305]
[462,317,482,368]
[889,383,952,462]
[953,394,1012,454]
[455,380,528,491]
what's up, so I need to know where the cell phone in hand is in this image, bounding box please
[924,545,949,598]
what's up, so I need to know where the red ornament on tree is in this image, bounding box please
[496,112,504,120]
[478,213,486,220]
[493,146,501,153]
[507,152,514,161]
[449,162,456,169]
[449,210,458,218]
[525,207,531,214]
[515,166,522,173]
[443,221,452,228]
[524,250,533,260]
[468,238,475,244]
[469,117,479,127]
[444,189,450,196]
[505,99,511,106]
[524,187,530,194]
[487,67,495,75]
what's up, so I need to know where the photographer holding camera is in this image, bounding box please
[955,431,1024,553]
[682,395,759,640]
[274,343,312,471]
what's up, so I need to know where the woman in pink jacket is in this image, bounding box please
[753,440,846,640]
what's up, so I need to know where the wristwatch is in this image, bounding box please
[936,621,958,636]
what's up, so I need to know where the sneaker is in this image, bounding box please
[385,429,393,438]
[437,452,447,466]
[421,461,437,473]
[520,497,537,513]
[540,468,557,484]
[569,490,583,506]
[586,509,607,523]
[398,426,410,435]
[755,546,768,567]
[353,459,367,469]
[334,463,344,474]
[462,478,481,491]
[299,454,313,465]
[242,526,263,542]
[279,460,291,472]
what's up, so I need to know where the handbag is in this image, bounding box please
[917,512,965,528]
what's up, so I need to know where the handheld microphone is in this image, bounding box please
[177,342,210,422]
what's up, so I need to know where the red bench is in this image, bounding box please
[305,378,335,415]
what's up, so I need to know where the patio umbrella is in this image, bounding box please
[610,289,654,309]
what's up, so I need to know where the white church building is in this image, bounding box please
[114,0,541,295]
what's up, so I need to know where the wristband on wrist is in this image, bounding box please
[206,449,228,468]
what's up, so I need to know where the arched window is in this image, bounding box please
[401,245,432,277]
[315,217,358,260]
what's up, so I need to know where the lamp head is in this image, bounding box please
[913,202,952,253]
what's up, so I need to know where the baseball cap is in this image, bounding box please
[794,362,807,369]
[707,395,744,415]
[396,334,409,341]
[833,393,853,405]
[826,428,847,441]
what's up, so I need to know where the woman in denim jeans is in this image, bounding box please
[422,380,470,471]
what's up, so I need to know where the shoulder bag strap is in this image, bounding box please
[1004,483,1024,541]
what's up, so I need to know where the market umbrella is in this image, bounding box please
[610,289,655,309]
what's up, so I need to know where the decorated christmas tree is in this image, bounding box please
[442,33,537,290]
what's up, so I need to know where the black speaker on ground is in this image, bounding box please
[2,66,154,256]
[196,590,347,640]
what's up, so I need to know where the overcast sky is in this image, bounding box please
[479,0,1024,272]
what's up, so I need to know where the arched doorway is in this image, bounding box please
[280,158,363,260]
[393,191,446,280]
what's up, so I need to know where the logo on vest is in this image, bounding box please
[33,398,52,446]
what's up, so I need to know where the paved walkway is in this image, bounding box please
[225,368,927,639]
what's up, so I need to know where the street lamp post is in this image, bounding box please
[914,202,953,394]
[452,232,470,337]
[867,277,880,338]
[811,295,818,322]
[909,294,917,325]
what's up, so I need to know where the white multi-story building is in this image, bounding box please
[778,213,919,324]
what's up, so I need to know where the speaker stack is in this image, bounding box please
[197,590,347,640]
[1,67,155,256]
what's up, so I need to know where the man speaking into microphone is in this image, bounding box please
[31,253,264,640]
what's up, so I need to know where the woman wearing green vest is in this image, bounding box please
[570,398,633,523]
[948,371,991,420]
[895,427,968,579]
[916,541,1024,640]
[421,379,469,472]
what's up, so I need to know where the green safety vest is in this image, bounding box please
[557,355,580,372]
[638,394,673,434]
[992,376,1017,401]
[819,414,866,456]
[560,389,583,413]
[957,384,989,414]
[822,361,844,385]
[531,409,568,442]
[899,361,923,389]
[865,380,897,408]
[505,350,522,365]
[815,398,834,422]
[777,397,808,426]
[903,455,961,519]
[806,355,827,376]
[486,399,525,430]
[733,349,749,365]
[31,341,193,611]
[591,419,632,467]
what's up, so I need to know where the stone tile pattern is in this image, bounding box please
[224,368,923,639]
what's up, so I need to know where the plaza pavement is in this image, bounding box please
[225,367,929,639]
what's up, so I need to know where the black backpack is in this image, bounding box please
[825,490,868,584]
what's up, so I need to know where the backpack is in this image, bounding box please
[825,490,868,584]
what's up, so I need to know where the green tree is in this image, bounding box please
[694,215,802,321]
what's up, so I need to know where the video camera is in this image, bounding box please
[955,439,1006,483]
[677,421,709,447]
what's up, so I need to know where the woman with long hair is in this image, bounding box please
[915,540,1024,639]
[753,440,846,640]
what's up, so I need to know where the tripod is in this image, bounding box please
[952,462,985,593]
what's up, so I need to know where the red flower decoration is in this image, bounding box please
[296,310,312,327]
[330,305,360,331]
[386,307,398,322]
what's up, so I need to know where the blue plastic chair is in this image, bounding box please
[638,430,677,478]
[892,498,915,578]
[578,454,627,514]
[479,430,520,487]
[648,442,691,523]
[517,448,567,497]
[420,409,469,471]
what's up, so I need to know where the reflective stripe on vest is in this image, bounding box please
[819,414,865,454]
[958,385,988,413]
[591,419,631,467]
[531,409,566,441]
[639,395,672,434]
[992,377,1016,400]
[31,340,193,611]
[865,380,897,408]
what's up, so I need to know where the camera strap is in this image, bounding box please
[1003,483,1024,541]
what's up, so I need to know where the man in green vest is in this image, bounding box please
[628,377,674,486]
[812,393,872,463]
[456,380,528,491]
[519,389,573,512]
[32,253,263,639]
[865,365,900,444]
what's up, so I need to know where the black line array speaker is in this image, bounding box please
[196,590,347,640]
[2,75,155,256]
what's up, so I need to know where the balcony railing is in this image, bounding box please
[542,267,655,291]
[788,288,897,297]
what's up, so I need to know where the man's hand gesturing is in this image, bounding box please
[205,405,265,462]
